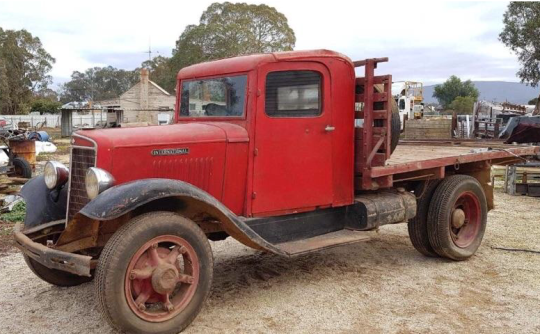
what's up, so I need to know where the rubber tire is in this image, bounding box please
[374,84,400,154]
[390,110,400,154]
[408,180,441,257]
[12,156,32,178]
[23,255,93,287]
[427,175,488,261]
[95,212,214,334]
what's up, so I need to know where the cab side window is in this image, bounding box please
[265,71,322,117]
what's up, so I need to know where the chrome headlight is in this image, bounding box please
[44,161,69,189]
[85,167,115,200]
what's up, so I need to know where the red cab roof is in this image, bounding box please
[177,49,353,80]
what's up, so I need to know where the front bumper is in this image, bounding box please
[14,223,92,277]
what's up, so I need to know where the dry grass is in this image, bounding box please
[0,222,14,256]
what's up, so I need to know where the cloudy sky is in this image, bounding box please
[0,0,520,87]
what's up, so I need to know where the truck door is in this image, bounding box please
[252,62,333,215]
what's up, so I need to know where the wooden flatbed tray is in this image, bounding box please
[371,140,540,181]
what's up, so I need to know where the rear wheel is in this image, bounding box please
[408,180,441,257]
[427,175,487,261]
[96,212,213,334]
[23,255,93,287]
[374,84,400,154]
[390,110,400,153]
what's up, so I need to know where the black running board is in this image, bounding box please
[240,190,415,257]
[273,229,372,256]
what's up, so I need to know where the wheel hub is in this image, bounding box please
[452,208,466,229]
[449,192,482,248]
[151,263,179,294]
[125,235,200,322]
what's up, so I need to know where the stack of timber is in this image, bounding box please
[404,118,453,140]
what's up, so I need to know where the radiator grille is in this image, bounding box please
[152,157,213,192]
[67,147,96,221]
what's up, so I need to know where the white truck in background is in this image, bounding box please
[392,81,424,130]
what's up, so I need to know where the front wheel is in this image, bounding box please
[95,212,213,334]
[427,175,488,261]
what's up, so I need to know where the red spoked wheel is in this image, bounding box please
[126,236,200,322]
[96,212,213,334]
[427,175,488,261]
[449,192,482,248]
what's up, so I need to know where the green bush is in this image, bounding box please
[449,96,475,115]
[31,98,62,114]
[0,201,26,223]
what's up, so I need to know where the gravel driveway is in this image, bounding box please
[1,190,539,334]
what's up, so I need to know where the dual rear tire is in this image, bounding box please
[408,175,488,261]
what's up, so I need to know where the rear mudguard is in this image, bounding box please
[19,176,68,229]
[79,179,286,255]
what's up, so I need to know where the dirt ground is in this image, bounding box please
[0,190,539,334]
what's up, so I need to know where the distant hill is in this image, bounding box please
[423,81,539,105]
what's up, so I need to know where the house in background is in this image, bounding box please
[98,68,176,125]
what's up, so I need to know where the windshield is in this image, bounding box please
[180,75,247,117]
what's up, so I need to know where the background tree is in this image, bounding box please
[31,88,61,114]
[529,97,538,105]
[500,2,540,114]
[59,66,139,103]
[140,56,175,93]
[162,2,295,92]
[0,28,55,114]
[449,96,475,114]
[35,88,59,100]
[0,58,9,113]
[433,75,479,109]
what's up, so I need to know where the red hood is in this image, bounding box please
[76,122,249,149]
[72,122,250,201]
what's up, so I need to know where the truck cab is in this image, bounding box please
[174,50,357,217]
[15,50,536,334]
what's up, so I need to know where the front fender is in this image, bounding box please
[19,176,68,229]
[79,179,286,256]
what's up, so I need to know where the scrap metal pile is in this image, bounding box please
[500,116,540,144]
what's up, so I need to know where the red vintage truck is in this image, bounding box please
[15,50,539,333]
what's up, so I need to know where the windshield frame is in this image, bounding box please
[177,73,249,121]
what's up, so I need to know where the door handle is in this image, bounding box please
[325,125,335,132]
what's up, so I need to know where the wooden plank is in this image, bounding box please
[403,118,453,140]
[355,92,388,103]
[355,110,388,120]
[355,75,389,86]
[371,145,539,178]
